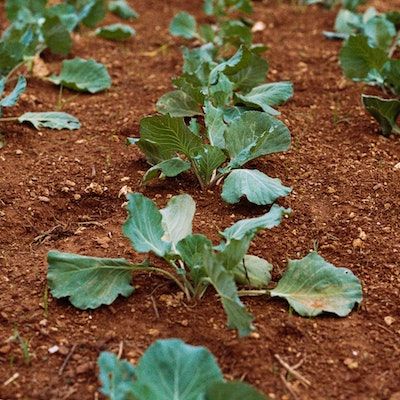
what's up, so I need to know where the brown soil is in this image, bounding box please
[1,0,400,399]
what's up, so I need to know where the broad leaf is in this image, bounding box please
[18,112,80,130]
[42,15,72,56]
[95,23,136,41]
[0,75,26,107]
[233,255,272,289]
[206,381,267,400]
[108,0,139,19]
[216,233,254,270]
[132,339,223,399]
[222,169,291,205]
[170,12,198,39]
[138,115,203,161]
[204,251,254,336]
[224,111,291,168]
[122,193,171,257]
[340,35,387,83]
[271,252,363,317]
[143,157,191,184]
[222,204,291,240]
[363,16,396,50]
[50,58,111,93]
[362,95,400,136]
[81,0,106,28]
[160,194,196,245]
[235,82,293,115]
[47,251,135,309]
[192,145,226,185]
[156,90,202,117]
[98,352,136,400]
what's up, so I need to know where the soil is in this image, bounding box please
[0,0,400,399]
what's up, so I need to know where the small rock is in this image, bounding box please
[390,392,400,400]
[250,332,260,339]
[65,180,76,187]
[394,162,400,171]
[15,149,23,155]
[59,345,69,355]
[343,358,358,369]
[73,194,81,201]
[327,186,336,194]
[358,230,367,241]
[38,196,50,203]
[352,238,363,248]
[252,21,266,32]
[48,345,59,354]
[148,328,160,336]
[384,316,395,326]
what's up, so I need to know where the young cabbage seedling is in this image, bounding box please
[47,193,362,337]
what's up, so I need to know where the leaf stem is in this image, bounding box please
[237,289,269,297]
[133,264,191,301]
[190,159,206,190]
[0,116,20,122]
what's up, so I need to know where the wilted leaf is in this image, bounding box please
[271,252,363,317]
[0,75,26,107]
[18,112,80,130]
[233,255,272,289]
[143,157,191,183]
[47,251,136,309]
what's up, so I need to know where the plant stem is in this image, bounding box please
[133,265,191,301]
[190,159,206,190]
[0,117,20,122]
[389,30,400,58]
[237,289,269,297]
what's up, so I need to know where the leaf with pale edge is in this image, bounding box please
[0,76,26,107]
[18,112,80,130]
[95,23,136,41]
[108,0,138,19]
[271,252,363,317]
[50,58,111,93]
[222,169,291,205]
[143,157,191,184]
[362,94,400,136]
[222,204,291,241]
[47,251,136,309]
[122,193,171,257]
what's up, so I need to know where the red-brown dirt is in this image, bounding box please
[0,1,399,399]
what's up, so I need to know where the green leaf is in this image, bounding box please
[204,101,227,148]
[46,4,80,32]
[235,82,293,115]
[143,157,191,184]
[222,169,291,205]
[334,9,361,35]
[138,115,203,161]
[122,193,171,257]
[176,234,213,285]
[206,381,267,400]
[204,251,254,336]
[18,112,81,130]
[50,58,111,93]
[156,90,202,117]
[169,12,198,39]
[383,60,400,95]
[340,35,388,83]
[81,0,106,28]
[363,16,396,50]
[132,339,223,399]
[216,233,253,271]
[362,94,400,136]
[208,73,234,108]
[233,255,272,289]
[224,111,291,168]
[95,23,136,41]
[47,251,135,309]
[42,15,72,56]
[160,194,196,245]
[108,0,139,19]
[270,252,363,317]
[6,0,47,21]
[222,204,291,241]
[192,145,227,185]
[220,20,253,46]
[0,75,26,107]
[98,352,136,400]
